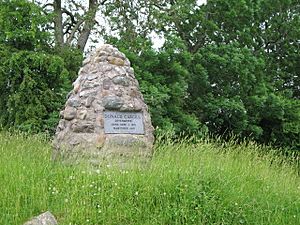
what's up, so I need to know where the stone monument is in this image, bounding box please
[53,44,154,164]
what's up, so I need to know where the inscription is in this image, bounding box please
[104,111,144,134]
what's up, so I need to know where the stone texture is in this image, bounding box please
[112,75,130,86]
[73,82,80,94]
[79,90,97,98]
[77,109,88,120]
[84,96,95,107]
[71,120,95,133]
[87,74,98,81]
[82,80,100,90]
[53,44,154,165]
[23,211,57,225]
[63,107,76,120]
[107,56,125,66]
[103,95,124,110]
[103,78,112,90]
[67,97,81,107]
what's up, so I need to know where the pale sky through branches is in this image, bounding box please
[150,0,207,49]
[38,0,207,51]
[90,0,208,51]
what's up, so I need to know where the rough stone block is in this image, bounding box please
[103,96,124,110]
[23,211,57,225]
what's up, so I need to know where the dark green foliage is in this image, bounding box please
[189,44,266,137]
[0,0,50,51]
[203,0,300,98]
[110,37,202,135]
[188,44,300,149]
[0,50,67,133]
[52,46,83,82]
[0,0,298,149]
[105,0,299,149]
[0,0,82,134]
[259,94,300,149]
[0,46,82,134]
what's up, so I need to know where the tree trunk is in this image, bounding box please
[53,0,64,47]
[77,0,98,51]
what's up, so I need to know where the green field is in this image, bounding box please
[0,132,299,225]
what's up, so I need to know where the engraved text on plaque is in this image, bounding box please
[104,111,144,134]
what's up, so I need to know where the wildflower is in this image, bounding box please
[51,187,58,195]
[135,191,139,196]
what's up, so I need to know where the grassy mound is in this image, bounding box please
[0,132,299,225]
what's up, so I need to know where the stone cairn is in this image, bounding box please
[53,44,154,165]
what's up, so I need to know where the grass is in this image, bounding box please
[0,132,299,225]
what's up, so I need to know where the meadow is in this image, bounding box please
[0,132,299,225]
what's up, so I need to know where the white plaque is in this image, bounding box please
[104,111,144,134]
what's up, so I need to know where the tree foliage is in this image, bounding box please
[0,0,299,149]
[0,0,82,134]
[0,0,50,50]
[106,37,201,136]
[105,0,300,149]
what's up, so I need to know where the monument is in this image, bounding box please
[53,44,154,164]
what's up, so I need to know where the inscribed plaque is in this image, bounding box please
[104,111,144,134]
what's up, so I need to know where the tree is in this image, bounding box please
[109,36,202,136]
[150,0,299,98]
[166,0,300,148]
[38,0,107,51]
[0,0,50,51]
[0,0,82,134]
[0,0,298,149]
[188,44,268,138]
[103,0,164,49]
[105,0,299,148]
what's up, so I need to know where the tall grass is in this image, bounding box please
[0,132,299,225]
